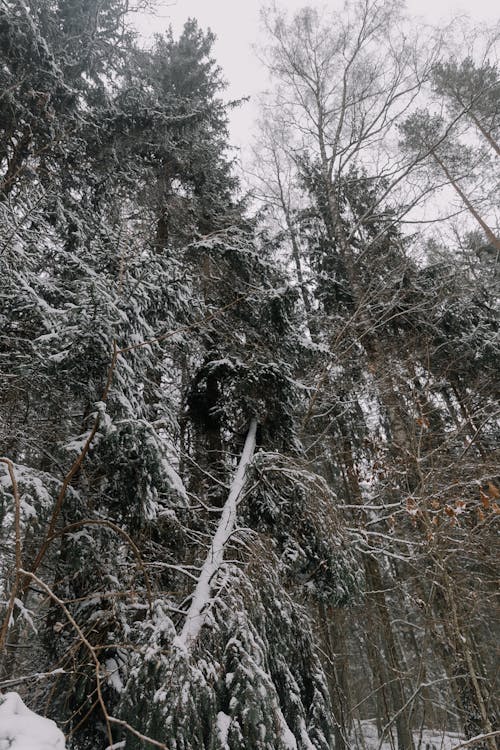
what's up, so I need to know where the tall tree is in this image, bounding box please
[253,4,500,749]
[0,6,359,749]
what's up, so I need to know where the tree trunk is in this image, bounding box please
[339,433,415,750]
[318,603,352,750]
[175,419,258,651]
[431,151,500,252]
[364,557,415,750]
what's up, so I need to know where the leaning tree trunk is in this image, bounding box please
[175,419,258,652]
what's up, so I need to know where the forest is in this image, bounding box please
[0,1,498,749]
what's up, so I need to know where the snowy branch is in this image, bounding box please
[174,420,258,651]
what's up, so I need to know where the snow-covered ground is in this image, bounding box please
[0,692,66,750]
[0,692,465,750]
[351,719,463,750]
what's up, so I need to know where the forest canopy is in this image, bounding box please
[0,2,498,749]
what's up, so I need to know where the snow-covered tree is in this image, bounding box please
[2,3,498,750]
[1,5,358,749]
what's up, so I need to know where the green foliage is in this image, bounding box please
[245,454,360,607]
[0,3,358,749]
[115,572,336,750]
[432,57,500,139]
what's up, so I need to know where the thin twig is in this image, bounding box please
[0,458,22,652]
[0,669,65,689]
[50,519,153,611]
[28,294,248,578]
[19,569,114,747]
[106,716,168,749]
[27,342,120,582]
[118,294,248,354]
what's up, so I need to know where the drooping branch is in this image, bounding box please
[26,294,248,582]
[18,570,169,750]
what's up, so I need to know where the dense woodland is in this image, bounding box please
[0,1,498,749]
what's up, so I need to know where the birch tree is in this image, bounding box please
[255,5,499,749]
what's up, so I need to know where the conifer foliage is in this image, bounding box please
[0,2,352,748]
[1,2,498,750]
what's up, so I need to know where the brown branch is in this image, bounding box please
[431,150,500,251]
[28,293,248,577]
[467,110,500,157]
[27,342,120,583]
[65,697,100,739]
[19,569,114,747]
[0,458,22,653]
[106,716,168,749]
[0,669,64,689]
[18,571,169,748]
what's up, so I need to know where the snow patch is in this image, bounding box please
[350,719,463,750]
[161,458,189,503]
[275,706,298,749]
[105,657,124,693]
[216,711,231,748]
[0,692,66,750]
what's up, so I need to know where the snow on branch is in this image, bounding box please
[174,419,258,651]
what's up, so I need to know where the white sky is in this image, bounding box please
[131,0,499,151]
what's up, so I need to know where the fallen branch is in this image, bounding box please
[450,731,500,750]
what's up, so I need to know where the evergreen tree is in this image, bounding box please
[2,3,498,750]
[0,5,358,748]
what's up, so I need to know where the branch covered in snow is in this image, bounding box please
[174,419,258,650]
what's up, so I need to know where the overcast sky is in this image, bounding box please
[131,0,499,151]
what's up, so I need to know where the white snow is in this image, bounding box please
[13,599,37,634]
[216,711,231,749]
[350,719,463,750]
[0,692,66,750]
[275,706,298,750]
[47,351,69,364]
[161,458,189,503]
[174,420,258,650]
[19,498,36,519]
[298,718,317,750]
[105,657,124,693]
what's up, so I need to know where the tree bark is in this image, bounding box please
[431,151,500,252]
